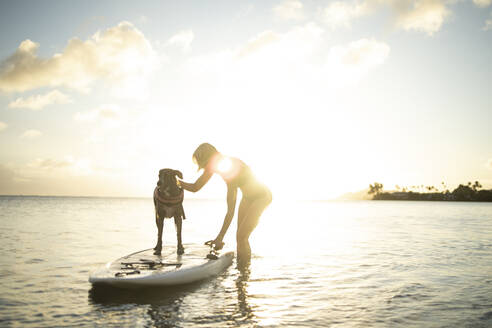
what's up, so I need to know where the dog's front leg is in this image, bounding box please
[175,216,184,255]
[154,216,164,255]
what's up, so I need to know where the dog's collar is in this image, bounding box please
[154,187,184,205]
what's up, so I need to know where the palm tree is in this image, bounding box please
[368,182,383,196]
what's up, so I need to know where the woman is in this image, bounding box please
[178,143,272,266]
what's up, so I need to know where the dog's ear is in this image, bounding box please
[157,169,164,186]
[174,170,183,179]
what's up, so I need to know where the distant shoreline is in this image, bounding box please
[365,181,492,202]
[373,192,492,202]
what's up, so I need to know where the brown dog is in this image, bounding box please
[153,168,186,255]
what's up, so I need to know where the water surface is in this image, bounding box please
[0,197,491,327]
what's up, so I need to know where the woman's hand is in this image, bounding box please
[178,179,194,192]
[205,239,224,250]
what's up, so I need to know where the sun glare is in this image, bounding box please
[217,156,233,174]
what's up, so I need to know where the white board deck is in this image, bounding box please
[89,244,234,288]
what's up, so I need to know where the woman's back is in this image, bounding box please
[213,157,268,199]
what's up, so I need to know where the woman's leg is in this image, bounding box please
[236,192,272,266]
[236,198,252,263]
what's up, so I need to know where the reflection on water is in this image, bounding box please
[89,283,198,306]
[89,283,196,327]
[88,263,258,327]
[235,267,255,326]
[1,197,492,327]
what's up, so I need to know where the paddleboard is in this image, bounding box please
[89,244,234,288]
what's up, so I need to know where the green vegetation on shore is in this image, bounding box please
[368,181,492,202]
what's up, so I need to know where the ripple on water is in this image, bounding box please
[25,258,45,264]
[481,311,492,321]
[0,298,27,307]
[387,283,434,304]
[1,198,492,327]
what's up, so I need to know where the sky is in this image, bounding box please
[0,0,491,200]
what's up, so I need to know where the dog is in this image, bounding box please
[153,168,186,255]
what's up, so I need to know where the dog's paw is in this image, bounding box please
[153,249,162,255]
[177,245,185,255]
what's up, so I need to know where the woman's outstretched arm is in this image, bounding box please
[214,185,237,245]
[179,170,213,192]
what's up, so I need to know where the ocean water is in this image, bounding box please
[0,196,491,327]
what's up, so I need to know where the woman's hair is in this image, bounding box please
[193,143,218,170]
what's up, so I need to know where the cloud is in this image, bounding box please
[20,129,42,139]
[191,22,389,80]
[8,89,72,110]
[328,38,390,68]
[484,12,492,30]
[394,0,451,35]
[180,23,389,116]
[27,157,91,175]
[237,30,281,58]
[166,30,194,53]
[186,23,326,83]
[488,158,492,169]
[0,121,7,131]
[0,164,20,193]
[0,159,137,196]
[473,0,492,8]
[0,21,158,93]
[25,157,93,177]
[323,1,372,28]
[326,38,390,84]
[74,104,120,122]
[273,0,305,21]
[321,0,451,35]
[27,158,74,170]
